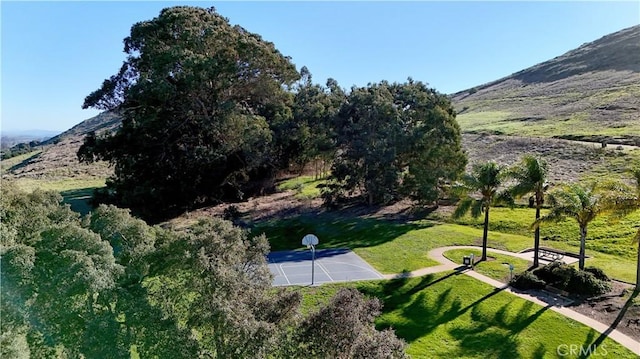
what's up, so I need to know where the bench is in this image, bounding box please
[627,318,640,327]
[539,247,565,261]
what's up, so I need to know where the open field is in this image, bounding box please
[252,211,637,283]
[297,274,638,358]
[443,248,531,283]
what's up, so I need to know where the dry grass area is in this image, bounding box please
[2,136,111,180]
[462,133,640,184]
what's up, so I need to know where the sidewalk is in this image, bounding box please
[386,245,640,356]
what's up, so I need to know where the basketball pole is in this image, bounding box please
[302,234,319,286]
[311,244,315,285]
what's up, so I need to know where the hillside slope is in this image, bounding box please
[1,112,119,180]
[453,25,640,145]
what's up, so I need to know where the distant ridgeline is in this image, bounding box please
[1,111,122,160]
[452,25,640,146]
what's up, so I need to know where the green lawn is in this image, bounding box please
[257,214,539,274]
[297,274,637,358]
[276,175,326,199]
[255,210,637,282]
[439,206,638,283]
[443,248,531,283]
[9,177,106,193]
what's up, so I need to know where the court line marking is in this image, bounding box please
[317,262,334,282]
[317,260,385,278]
[278,264,291,285]
[269,260,285,277]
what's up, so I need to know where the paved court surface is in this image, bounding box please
[268,248,384,286]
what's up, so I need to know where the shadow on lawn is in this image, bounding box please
[447,300,552,358]
[61,187,99,216]
[363,271,510,342]
[252,212,434,251]
[364,272,558,358]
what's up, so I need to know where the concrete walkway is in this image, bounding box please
[384,245,640,356]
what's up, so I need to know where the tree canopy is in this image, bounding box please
[1,184,406,357]
[325,80,466,206]
[79,6,300,222]
[79,6,467,220]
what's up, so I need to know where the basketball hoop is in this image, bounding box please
[302,234,319,285]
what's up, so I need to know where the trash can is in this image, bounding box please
[463,256,471,265]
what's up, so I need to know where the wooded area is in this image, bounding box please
[78,6,465,222]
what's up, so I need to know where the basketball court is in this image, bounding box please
[267,248,385,286]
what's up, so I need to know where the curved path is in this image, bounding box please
[383,245,640,356]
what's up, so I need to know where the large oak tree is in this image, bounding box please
[79,6,300,222]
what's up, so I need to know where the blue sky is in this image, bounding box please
[1,1,639,132]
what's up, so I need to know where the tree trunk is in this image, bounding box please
[533,203,541,268]
[579,225,587,270]
[482,205,489,261]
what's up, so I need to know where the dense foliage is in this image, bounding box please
[531,262,612,296]
[79,6,300,222]
[79,6,466,221]
[325,80,466,206]
[0,184,405,357]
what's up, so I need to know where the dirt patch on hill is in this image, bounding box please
[462,133,638,184]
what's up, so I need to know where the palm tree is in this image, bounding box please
[508,155,549,268]
[536,180,636,270]
[453,161,509,261]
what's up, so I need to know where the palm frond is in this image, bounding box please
[470,199,484,218]
[495,190,514,208]
[452,197,474,219]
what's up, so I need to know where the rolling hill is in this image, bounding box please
[3,26,639,184]
[452,25,640,146]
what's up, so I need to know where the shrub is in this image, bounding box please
[511,271,546,290]
[549,264,576,289]
[533,261,569,285]
[566,270,611,296]
[223,205,242,221]
[584,266,610,282]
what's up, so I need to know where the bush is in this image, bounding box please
[533,261,574,287]
[566,270,612,296]
[223,205,242,221]
[584,266,610,282]
[511,271,546,290]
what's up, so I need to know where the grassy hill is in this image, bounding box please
[4,26,639,190]
[452,25,640,146]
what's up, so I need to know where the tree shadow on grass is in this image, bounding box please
[447,300,552,358]
[4,152,42,172]
[361,270,467,313]
[366,271,508,344]
[60,187,100,215]
[252,212,434,251]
